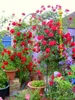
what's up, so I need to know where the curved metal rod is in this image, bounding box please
[22,13,36,22]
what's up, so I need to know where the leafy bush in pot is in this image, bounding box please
[0,69,8,88]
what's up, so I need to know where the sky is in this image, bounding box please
[0,0,75,17]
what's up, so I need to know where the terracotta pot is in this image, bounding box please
[27,81,46,94]
[30,72,38,81]
[4,69,17,80]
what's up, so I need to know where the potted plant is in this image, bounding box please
[0,68,9,99]
[0,48,17,81]
[28,80,46,94]
[4,64,17,81]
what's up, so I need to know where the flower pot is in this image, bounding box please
[0,82,9,99]
[27,81,46,94]
[4,69,17,81]
[30,72,38,81]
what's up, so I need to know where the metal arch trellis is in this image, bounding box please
[22,13,36,22]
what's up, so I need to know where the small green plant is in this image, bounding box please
[29,90,41,100]
[5,65,16,70]
[47,76,75,100]
[54,77,72,90]
[0,68,8,88]
[31,80,45,87]
[14,89,42,100]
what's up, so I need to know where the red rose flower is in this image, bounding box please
[32,25,36,30]
[10,55,14,60]
[67,36,72,42]
[17,32,21,36]
[17,52,22,58]
[13,39,17,43]
[44,29,50,34]
[49,41,56,46]
[1,52,5,56]
[36,10,39,13]
[42,40,47,45]
[47,5,50,8]
[70,42,75,47]
[49,81,54,86]
[4,48,7,53]
[41,5,44,8]
[21,57,27,62]
[68,72,72,75]
[19,19,22,22]
[1,65,5,69]
[12,22,17,26]
[22,13,25,16]
[33,48,37,52]
[24,47,28,51]
[7,50,11,55]
[51,25,57,31]
[48,32,54,37]
[38,35,44,40]
[3,61,8,65]
[29,62,33,67]
[10,29,15,34]
[65,9,70,12]
[72,48,75,52]
[45,48,50,53]
[20,41,26,46]
[27,31,32,38]
[43,7,46,10]
[51,75,54,80]
[69,17,72,20]
[65,33,70,38]
[42,21,46,25]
